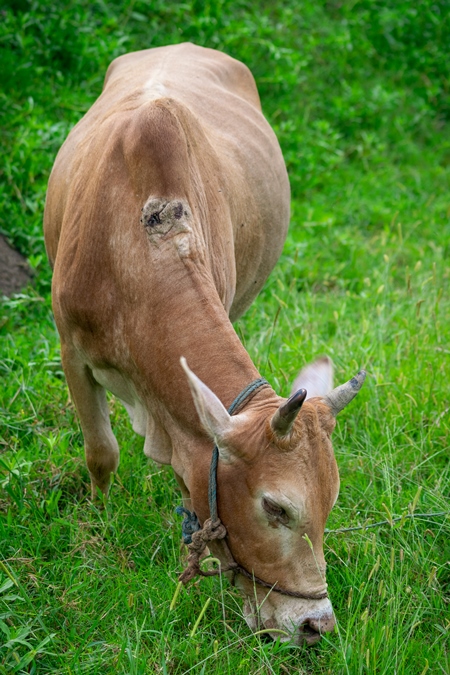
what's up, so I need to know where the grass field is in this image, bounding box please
[0,1,449,673]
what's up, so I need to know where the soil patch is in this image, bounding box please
[0,234,32,296]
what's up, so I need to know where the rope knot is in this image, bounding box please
[178,517,228,584]
[201,518,227,541]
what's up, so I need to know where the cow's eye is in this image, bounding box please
[262,497,290,525]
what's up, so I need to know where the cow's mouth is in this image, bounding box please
[243,599,325,645]
[299,624,322,645]
[260,624,322,646]
[258,619,322,645]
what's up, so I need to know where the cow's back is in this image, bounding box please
[44,43,290,322]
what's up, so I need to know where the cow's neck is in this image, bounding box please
[135,255,272,498]
[142,256,261,421]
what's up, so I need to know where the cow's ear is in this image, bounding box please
[290,356,334,399]
[180,358,237,462]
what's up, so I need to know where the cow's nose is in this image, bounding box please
[300,613,336,644]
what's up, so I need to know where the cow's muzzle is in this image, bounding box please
[262,612,336,645]
[297,612,336,645]
[244,597,336,646]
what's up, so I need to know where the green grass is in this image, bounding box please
[1,1,449,673]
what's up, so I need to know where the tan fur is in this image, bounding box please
[44,43,345,644]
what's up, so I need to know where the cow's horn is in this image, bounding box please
[271,388,307,437]
[324,369,366,416]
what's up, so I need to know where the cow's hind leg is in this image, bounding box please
[61,343,119,498]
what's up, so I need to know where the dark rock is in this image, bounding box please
[0,234,32,296]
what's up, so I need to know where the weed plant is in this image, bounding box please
[0,1,449,673]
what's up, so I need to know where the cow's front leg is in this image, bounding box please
[61,342,119,498]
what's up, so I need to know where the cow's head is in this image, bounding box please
[181,357,365,645]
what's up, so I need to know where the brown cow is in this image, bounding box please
[44,43,365,644]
